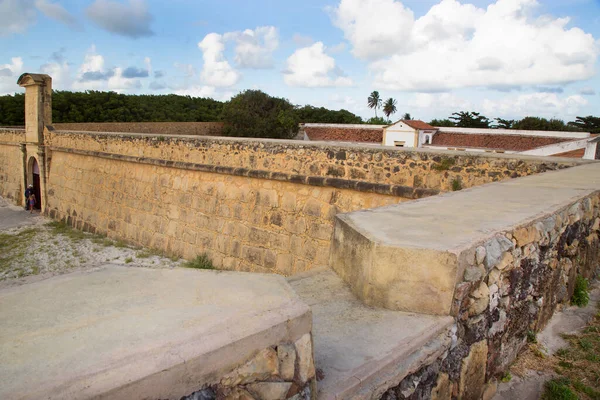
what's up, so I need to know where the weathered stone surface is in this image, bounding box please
[246,382,292,400]
[464,265,485,282]
[221,348,279,386]
[513,226,537,247]
[431,372,452,400]
[223,388,256,400]
[459,340,488,400]
[277,344,296,381]
[484,236,515,271]
[294,333,315,383]
[475,246,486,265]
[469,284,490,315]
[482,380,498,400]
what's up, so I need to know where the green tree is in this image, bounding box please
[449,111,491,128]
[383,98,397,120]
[365,116,389,125]
[221,90,299,139]
[429,119,455,127]
[512,116,578,131]
[295,105,362,124]
[495,118,515,129]
[367,91,382,118]
[402,112,411,120]
[568,116,600,133]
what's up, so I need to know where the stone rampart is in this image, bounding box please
[52,121,224,136]
[0,128,25,201]
[331,163,600,399]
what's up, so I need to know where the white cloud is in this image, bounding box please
[174,62,196,78]
[411,92,472,111]
[108,67,142,92]
[580,87,596,96]
[0,0,36,36]
[328,42,347,54]
[197,33,240,87]
[331,0,599,92]
[0,57,24,95]
[173,86,215,98]
[86,0,153,38]
[40,60,71,90]
[35,0,81,30]
[283,42,353,88]
[481,92,589,119]
[330,0,414,60]
[224,26,279,69]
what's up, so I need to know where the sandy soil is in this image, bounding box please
[0,197,183,289]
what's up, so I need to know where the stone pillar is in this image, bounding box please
[17,73,52,144]
[17,73,52,213]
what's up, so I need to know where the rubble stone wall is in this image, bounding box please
[182,334,316,400]
[380,193,600,400]
[52,121,225,136]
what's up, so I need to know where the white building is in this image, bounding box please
[382,120,437,147]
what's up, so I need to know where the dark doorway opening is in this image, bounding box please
[28,157,42,210]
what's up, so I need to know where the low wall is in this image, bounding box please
[331,163,600,399]
[0,129,25,202]
[52,122,224,136]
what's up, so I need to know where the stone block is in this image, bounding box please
[484,235,514,271]
[221,348,279,386]
[459,340,488,400]
[247,382,292,400]
[431,372,452,400]
[277,344,296,381]
[294,334,315,383]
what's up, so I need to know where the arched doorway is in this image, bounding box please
[27,157,42,210]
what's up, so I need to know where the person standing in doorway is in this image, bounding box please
[28,193,36,214]
[24,184,33,211]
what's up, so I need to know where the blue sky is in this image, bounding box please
[0,0,598,122]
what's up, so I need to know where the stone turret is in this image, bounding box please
[17,73,52,144]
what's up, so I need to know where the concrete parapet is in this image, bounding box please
[330,163,600,315]
[0,266,314,400]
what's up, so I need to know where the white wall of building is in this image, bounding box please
[519,138,591,158]
[383,121,417,147]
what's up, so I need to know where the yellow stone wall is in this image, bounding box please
[47,131,581,192]
[0,129,25,202]
[46,150,405,274]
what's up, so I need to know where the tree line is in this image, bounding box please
[0,91,365,126]
[430,111,600,133]
[1,90,598,138]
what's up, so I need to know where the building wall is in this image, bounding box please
[383,122,417,147]
[0,129,25,202]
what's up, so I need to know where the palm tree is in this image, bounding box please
[367,91,382,118]
[383,98,397,120]
[403,112,411,120]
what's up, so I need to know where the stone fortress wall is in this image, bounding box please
[0,128,585,275]
[53,121,225,136]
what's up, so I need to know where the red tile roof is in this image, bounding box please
[552,148,585,158]
[401,120,436,130]
[304,127,383,143]
[430,132,572,152]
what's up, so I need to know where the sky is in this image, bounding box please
[0,0,598,122]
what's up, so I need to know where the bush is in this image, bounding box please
[183,254,214,270]
[451,178,462,191]
[571,275,590,307]
[221,90,300,139]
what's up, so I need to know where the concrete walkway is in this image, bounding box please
[0,266,311,400]
[0,196,42,230]
[289,268,454,400]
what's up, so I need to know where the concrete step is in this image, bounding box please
[288,268,454,400]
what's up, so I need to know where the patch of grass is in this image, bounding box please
[125,257,133,264]
[182,254,214,270]
[46,221,87,241]
[136,248,163,259]
[113,239,128,248]
[451,178,462,191]
[501,371,512,382]
[527,330,538,344]
[572,275,590,307]
[432,157,456,171]
[579,338,593,351]
[543,378,578,400]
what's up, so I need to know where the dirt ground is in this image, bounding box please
[0,197,183,289]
